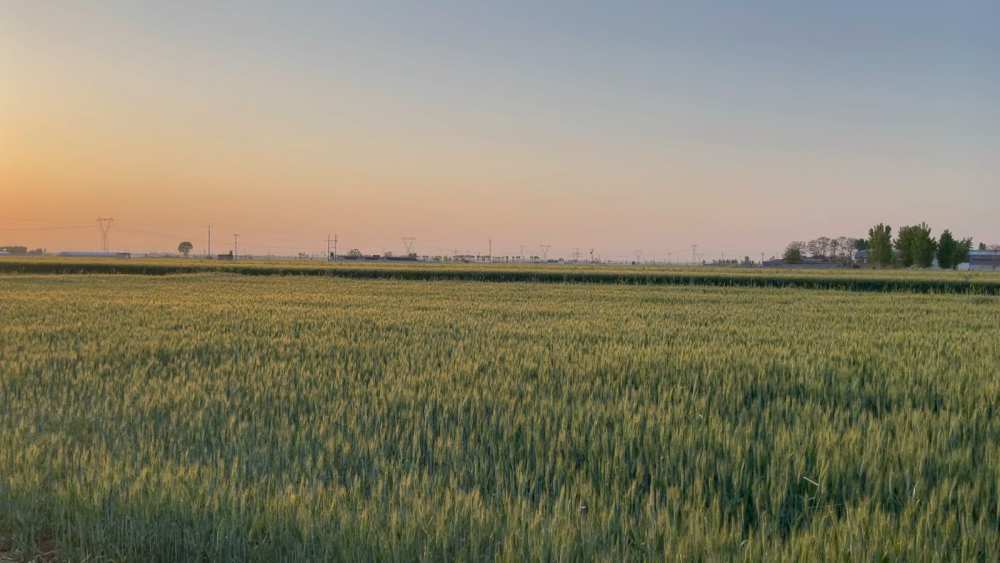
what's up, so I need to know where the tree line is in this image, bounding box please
[0,246,45,255]
[782,237,860,264]
[784,224,995,269]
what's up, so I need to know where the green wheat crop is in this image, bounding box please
[2,273,999,561]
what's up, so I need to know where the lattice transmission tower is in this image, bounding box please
[402,237,416,256]
[97,218,114,252]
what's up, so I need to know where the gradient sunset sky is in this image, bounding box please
[3,1,998,260]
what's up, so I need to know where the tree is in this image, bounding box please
[347,248,362,258]
[783,245,803,264]
[980,242,988,251]
[854,238,870,251]
[868,224,893,267]
[919,229,939,267]
[178,241,193,257]
[956,238,973,267]
[806,238,828,258]
[787,241,807,254]
[937,230,957,269]
[938,230,973,269]
[836,237,856,262]
[894,223,936,268]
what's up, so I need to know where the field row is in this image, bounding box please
[3,257,1000,294]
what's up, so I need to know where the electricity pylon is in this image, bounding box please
[97,218,114,252]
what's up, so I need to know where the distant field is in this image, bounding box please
[2,273,999,560]
[3,256,1000,293]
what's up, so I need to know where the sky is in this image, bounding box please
[3,1,998,261]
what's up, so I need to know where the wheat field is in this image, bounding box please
[2,273,999,560]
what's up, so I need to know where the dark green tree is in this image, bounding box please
[937,230,957,269]
[868,224,893,267]
[895,223,936,268]
[937,230,973,269]
[895,227,916,267]
[783,245,802,264]
[178,241,193,257]
[956,238,973,267]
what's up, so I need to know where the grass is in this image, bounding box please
[1,272,999,560]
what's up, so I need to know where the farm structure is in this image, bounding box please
[968,250,1000,270]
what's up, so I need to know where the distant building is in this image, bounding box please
[968,250,1000,270]
[57,251,131,259]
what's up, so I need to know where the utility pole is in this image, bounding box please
[519,245,525,262]
[327,235,332,261]
[540,244,550,261]
[488,238,492,263]
[590,248,595,263]
[333,235,338,260]
[234,234,240,260]
[97,217,114,252]
[691,245,698,265]
[207,224,212,258]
